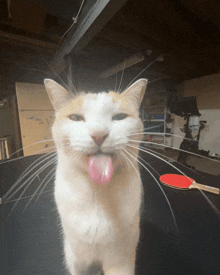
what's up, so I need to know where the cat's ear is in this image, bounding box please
[44,79,74,111]
[121,79,147,107]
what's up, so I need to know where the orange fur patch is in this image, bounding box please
[56,94,85,121]
[56,90,139,123]
[109,91,139,118]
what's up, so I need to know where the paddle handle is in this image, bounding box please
[190,181,220,195]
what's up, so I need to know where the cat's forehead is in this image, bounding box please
[81,92,120,113]
[57,90,136,119]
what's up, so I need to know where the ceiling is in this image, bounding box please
[1,0,220,97]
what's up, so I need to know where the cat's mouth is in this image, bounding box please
[88,151,114,185]
[88,150,113,158]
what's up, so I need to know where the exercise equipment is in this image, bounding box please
[168,94,206,168]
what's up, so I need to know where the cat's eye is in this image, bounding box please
[112,113,128,121]
[69,114,84,121]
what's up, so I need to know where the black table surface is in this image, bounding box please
[1,153,220,275]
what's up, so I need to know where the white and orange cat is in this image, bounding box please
[44,78,147,275]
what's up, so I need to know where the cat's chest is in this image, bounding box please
[54,167,141,242]
[56,187,115,243]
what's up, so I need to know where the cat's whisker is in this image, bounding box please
[128,143,200,189]
[127,143,220,217]
[43,58,73,93]
[6,156,57,218]
[2,152,57,202]
[198,190,220,216]
[129,131,201,143]
[0,141,57,165]
[128,138,220,164]
[61,138,91,146]
[138,144,202,176]
[123,148,178,231]
[45,59,78,95]
[0,151,47,165]
[66,74,77,95]
[117,151,128,167]
[10,56,69,93]
[1,56,53,80]
[55,66,77,95]
[126,125,163,138]
[67,150,82,159]
[130,147,161,177]
[2,190,54,205]
[124,54,164,90]
[24,167,57,210]
[62,144,84,155]
[117,59,126,93]
[121,150,140,178]
[62,146,85,161]
[115,72,118,92]
[7,155,57,204]
[128,126,163,136]
[142,124,164,132]
[128,143,191,178]
[1,151,57,201]
[5,136,88,164]
[128,130,184,139]
[129,131,220,161]
[36,170,56,202]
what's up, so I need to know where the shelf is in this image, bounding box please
[150,119,165,122]
[144,132,173,137]
[143,105,167,109]
[143,119,164,122]
[144,132,165,135]
[141,105,174,147]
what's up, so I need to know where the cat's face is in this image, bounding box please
[44,79,147,160]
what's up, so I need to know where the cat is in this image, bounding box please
[44,78,147,275]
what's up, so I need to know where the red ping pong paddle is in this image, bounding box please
[159,174,220,195]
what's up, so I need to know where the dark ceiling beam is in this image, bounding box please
[179,0,220,30]
[97,23,203,78]
[99,52,145,78]
[0,30,57,52]
[50,0,129,75]
[98,24,154,52]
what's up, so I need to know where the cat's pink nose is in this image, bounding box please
[91,134,108,146]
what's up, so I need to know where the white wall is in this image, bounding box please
[173,110,220,154]
[173,73,220,155]
[199,109,220,154]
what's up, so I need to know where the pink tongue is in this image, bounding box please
[88,155,113,185]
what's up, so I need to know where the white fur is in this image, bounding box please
[44,79,147,275]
